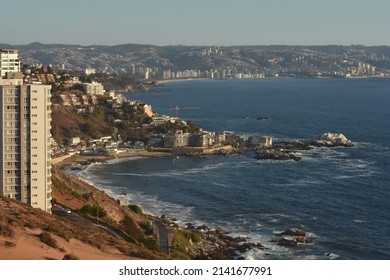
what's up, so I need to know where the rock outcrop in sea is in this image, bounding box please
[255,133,354,161]
[309,132,354,147]
[272,227,313,247]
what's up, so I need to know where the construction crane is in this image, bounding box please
[170,106,200,118]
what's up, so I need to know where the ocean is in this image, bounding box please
[74,78,390,260]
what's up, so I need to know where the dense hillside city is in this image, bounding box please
[1,43,390,79]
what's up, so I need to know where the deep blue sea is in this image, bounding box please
[76,78,390,259]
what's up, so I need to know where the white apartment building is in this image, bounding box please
[0,49,21,78]
[83,81,104,95]
[164,133,190,148]
[85,67,96,75]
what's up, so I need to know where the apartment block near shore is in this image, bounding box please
[0,49,52,213]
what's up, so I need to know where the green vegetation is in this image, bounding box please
[182,230,202,243]
[70,191,82,200]
[128,204,143,215]
[139,237,159,251]
[171,229,202,260]
[79,204,107,218]
[152,120,199,134]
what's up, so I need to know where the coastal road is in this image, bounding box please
[51,205,125,241]
[151,218,170,255]
[53,205,172,253]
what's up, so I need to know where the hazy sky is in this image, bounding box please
[1,0,389,46]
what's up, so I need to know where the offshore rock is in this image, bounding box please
[309,132,354,147]
[254,147,302,161]
[273,236,312,247]
[272,238,299,247]
[272,228,312,247]
[255,132,354,161]
[281,227,306,236]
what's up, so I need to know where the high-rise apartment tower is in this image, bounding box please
[0,51,52,213]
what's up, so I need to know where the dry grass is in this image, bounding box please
[0,194,168,260]
[39,232,58,249]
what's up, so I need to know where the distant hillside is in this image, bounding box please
[2,43,390,76]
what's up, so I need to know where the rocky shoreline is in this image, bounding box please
[182,224,314,259]
[55,154,266,260]
[52,134,351,259]
[255,133,354,161]
[181,223,266,260]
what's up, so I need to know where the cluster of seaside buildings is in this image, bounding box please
[148,130,272,150]
[157,69,265,80]
[132,67,266,81]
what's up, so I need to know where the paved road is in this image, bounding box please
[153,218,170,255]
[53,205,171,252]
[52,205,125,241]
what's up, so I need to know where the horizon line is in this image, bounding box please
[1,42,390,48]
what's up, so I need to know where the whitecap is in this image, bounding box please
[325,252,340,259]
[104,156,145,165]
[306,232,319,238]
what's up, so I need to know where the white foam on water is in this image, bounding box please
[212,182,227,187]
[324,252,340,259]
[105,156,145,165]
[125,191,197,225]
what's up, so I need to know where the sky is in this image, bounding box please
[0,0,389,46]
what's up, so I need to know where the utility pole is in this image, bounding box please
[96,203,99,224]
